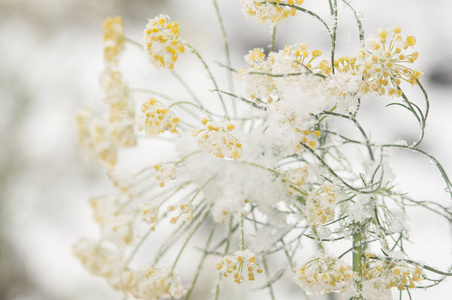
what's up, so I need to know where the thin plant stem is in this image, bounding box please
[214,217,234,300]
[153,201,208,266]
[311,226,325,253]
[171,205,212,271]
[185,223,218,300]
[125,37,144,49]
[341,0,364,45]
[251,211,275,300]
[170,71,205,108]
[330,0,338,73]
[212,0,237,117]
[270,25,277,52]
[352,229,363,300]
[184,43,230,118]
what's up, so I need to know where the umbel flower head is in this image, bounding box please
[75,110,118,167]
[141,98,180,136]
[123,268,185,300]
[144,15,185,70]
[103,16,125,64]
[242,0,305,24]
[294,254,355,295]
[358,26,421,97]
[193,118,242,160]
[305,184,336,226]
[216,249,264,284]
[363,253,423,299]
[240,44,325,101]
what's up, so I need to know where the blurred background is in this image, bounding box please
[1,0,451,299]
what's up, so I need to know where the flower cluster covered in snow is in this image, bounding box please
[72,2,451,299]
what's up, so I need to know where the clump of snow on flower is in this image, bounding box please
[176,124,292,223]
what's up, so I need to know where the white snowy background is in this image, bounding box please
[0,0,451,299]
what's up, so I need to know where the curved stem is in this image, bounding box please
[300,143,381,194]
[184,43,229,118]
[381,144,452,198]
[341,0,364,45]
[212,0,236,117]
[171,205,212,271]
[170,71,205,108]
[125,37,144,49]
[321,110,374,161]
[275,3,331,36]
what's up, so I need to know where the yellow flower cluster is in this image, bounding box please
[141,98,180,136]
[168,200,193,224]
[319,57,359,76]
[241,44,325,100]
[138,201,159,230]
[306,184,336,226]
[363,255,423,291]
[98,67,136,148]
[89,195,134,247]
[153,163,177,187]
[281,166,309,195]
[124,268,185,299]
[193,118,242,160]
[358,26,421,97]
[103,16,125,64]
[242,0,304,24]
[299,129,321,150]
[216,249,264,284]
[73,239,123,278]
[76,110,118,167]
[108,169,134,196]
[144,15,185,70]
[100,17,137,149]
[295,254,355,295]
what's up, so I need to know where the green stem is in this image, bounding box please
[214,217,234,300]
[125,37,144,49]
[174,150,203,166]
[311,226,325,253]
[171,206,211,271]
[330,0,338,73]
[240,214,245,250]
[185,223,218,300]
[212,0,236,117]
[341,0,364,45]
[184,43,229,118]
[270,25,277,52]
[170,71,204,108]
[352,229,363,300]
[251,211,275,300]
[275,3,331,35]
[152,201,208,266]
